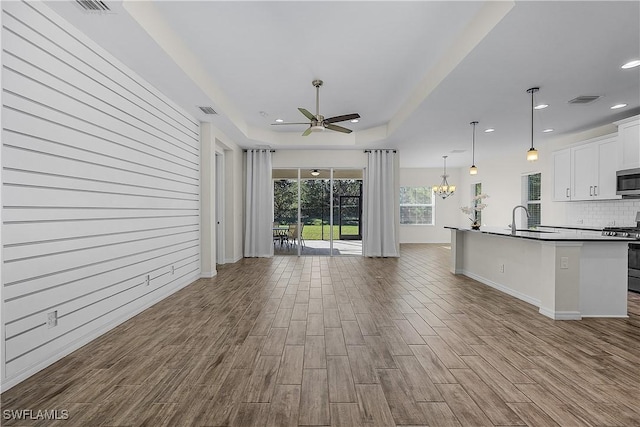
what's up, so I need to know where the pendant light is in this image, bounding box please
[469,121,478,175]
[310,169,320,176]
[434,155,455,199]
[526,87,539,162]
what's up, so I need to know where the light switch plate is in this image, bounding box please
[560,257,569,269]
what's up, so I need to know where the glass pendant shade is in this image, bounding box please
[527,87,539,162]
[469,121,478,175]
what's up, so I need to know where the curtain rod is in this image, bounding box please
[364,149,397,153]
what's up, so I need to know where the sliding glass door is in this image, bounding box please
[273,168,362,256]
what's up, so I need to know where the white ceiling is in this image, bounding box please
[46,0,640,168]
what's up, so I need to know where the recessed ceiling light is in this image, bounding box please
[275,118,284,123]
[350,119,359,123]
[542,128,554,133]
[621,60,640,69]
[611,103,628,109]
[484,128,495,133]
[534,104,549,110]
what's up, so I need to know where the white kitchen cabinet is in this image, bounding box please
[552,134,620,201]
[552,149,571,201]
[596,137,619,199]
[571,143,597,199]
[616,115,640,170]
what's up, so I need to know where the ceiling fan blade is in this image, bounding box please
[298,108,315,121]
[302,127,313,136]
[324,113,360,124]
[271,122,309,126]
[326,124,352,134]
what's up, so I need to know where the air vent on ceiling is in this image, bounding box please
[198,106,217,115]
[568,95,600,105]
[76,0,110,12]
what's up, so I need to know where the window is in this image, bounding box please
[473,182,482,224]
[523,173,541,228]
[400,186,434,225]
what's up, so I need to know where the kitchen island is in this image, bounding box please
[446,226,631,320]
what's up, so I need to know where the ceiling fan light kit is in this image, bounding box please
[272,79,360,136]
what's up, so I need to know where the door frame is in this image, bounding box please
[215,151,225,265]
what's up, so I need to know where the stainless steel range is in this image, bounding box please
[603,213,640,293]
[601,227,640,239]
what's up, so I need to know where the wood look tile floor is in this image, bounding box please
[2,244,640,426]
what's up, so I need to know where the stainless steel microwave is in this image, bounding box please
[617,168,640,197]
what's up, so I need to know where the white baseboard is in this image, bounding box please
[200,270,217,278]
[462,270,541,308]
[0,274,199,393]
[581,314,629,318]
[539,307,582,320]
[226,254,243,264]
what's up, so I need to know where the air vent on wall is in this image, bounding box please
[198,106,217,115]
[76,0,110,12]
[568,95,600,105]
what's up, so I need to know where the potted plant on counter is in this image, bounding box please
[461,194,489,230]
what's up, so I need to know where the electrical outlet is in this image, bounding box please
[560,257,569,269]
[499,264,505,273]
[576,219,583,224]
[47,311,58,328]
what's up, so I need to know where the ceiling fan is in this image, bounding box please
[272,79,360,136]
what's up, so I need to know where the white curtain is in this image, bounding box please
[244,149,274,257]
[363,150,400,257]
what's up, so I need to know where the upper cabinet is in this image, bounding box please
[552,134,620,201]
[571,143,598,200]
[616,115,640,170]
[571,136,619,200]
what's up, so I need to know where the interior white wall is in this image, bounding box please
[399,167,462,243]
[271,149,368,169]
[455,145,553,229]
[200,123,215,277]
[453,120,635,231]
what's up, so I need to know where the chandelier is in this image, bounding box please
[434,155,456,199]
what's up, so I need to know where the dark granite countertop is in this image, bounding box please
[537,224,604,231]
[445,226,635,242]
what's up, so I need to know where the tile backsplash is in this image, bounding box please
[566,199,640,227]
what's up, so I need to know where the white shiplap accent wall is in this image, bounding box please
[1,1,200,387]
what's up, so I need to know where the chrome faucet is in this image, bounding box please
[511,205,530,235]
